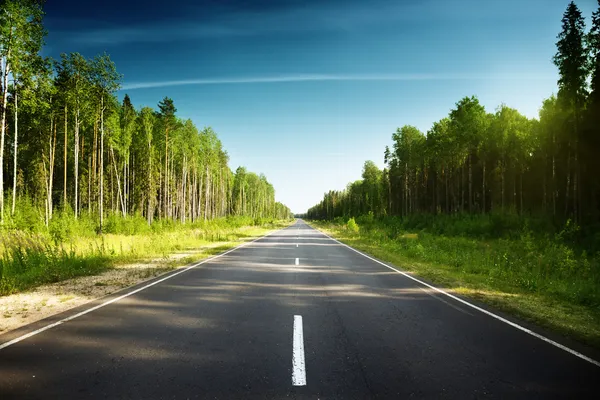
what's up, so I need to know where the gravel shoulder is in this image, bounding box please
[1,247,217,334]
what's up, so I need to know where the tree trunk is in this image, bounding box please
[88,155,91,215]
[205,166,210,221]
[565,150,571,218]
[181,157,187,223]
[11,90,18,215]
[501,160,505,212]
[513,173,517,212]
[110,145,126,217]
[92,116,97,214]
[461,163,465,213]
[468,153,472,213]
[445,167,449,214]
[198,173,203,220]
[0,55,11,222]
[100,98,104,230]
[74,109,79,218]
[574,148,579,224]
[543,155,547,213]
[147,141,153,225]
[63,105,68,209]
[552,133,556,216]
[164,128,169,218]
[50,118,56,219]
[482,160,486,214]
[520,171,524,215]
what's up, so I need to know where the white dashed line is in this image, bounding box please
[292,315,307,386]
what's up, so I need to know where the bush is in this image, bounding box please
[48,208,97,243]
[347,217,359,233]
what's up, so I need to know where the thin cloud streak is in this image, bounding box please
[121,73,556,90]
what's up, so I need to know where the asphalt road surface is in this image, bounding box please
[1,220,599,399]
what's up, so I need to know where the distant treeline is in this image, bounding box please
[0,0,292,231]
[308,1,600,228]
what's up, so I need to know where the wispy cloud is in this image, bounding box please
[120,73,556,90]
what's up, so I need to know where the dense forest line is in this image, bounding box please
[307,1,600,232]
[0,0,292,233]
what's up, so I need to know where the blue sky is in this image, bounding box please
[43,0,597,213]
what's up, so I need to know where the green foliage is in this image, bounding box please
[308,3,600,227]
[103,213,152,235]
[324,215,600,308]
[48,208,97,243]
[346,217,359,233]
[0,216,292,296]
[0,230,111,295]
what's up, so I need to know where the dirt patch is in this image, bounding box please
[0,252,200,335]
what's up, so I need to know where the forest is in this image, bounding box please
[0,0,292,230]
[308,1,599,229]
[306,1,600,346]
[0,0,292,295]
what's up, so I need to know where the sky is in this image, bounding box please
[43,0,598,214]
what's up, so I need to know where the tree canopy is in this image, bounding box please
[0,1,292,228]
[308,1,600,226]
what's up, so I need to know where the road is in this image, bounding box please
[1,220,599,399]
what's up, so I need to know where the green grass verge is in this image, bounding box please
[309,219,600,349]
[0,218,293,296]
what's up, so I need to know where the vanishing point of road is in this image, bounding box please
[1,220,599,399]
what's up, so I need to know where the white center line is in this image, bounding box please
[292,315,306,386]
[295,257,299,265]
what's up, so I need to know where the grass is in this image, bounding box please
[310,214,600,349]
[0,215,293,296]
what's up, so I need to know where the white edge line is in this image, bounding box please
[292,314,307,386]
[417,286,474,317]
[0,228,281,351]
[311,224,600,368]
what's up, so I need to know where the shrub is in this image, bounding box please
[347,217,359,233]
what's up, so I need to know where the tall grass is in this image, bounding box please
[324,213,600,307]
[0,212,291,296]
[314,214,600,346]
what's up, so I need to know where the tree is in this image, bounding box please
[585,0,600,220]
[119,94,135,215]
[0,0,45,221]
[56,52,91,217]
[553,1,588,221]
[361,160,383,215]
[157,97,176,218]
[139,106,155,224]
[90,53,121,230]
[449,96,488,213]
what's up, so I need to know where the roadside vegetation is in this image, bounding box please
[311,215,600,347]
[306,2,600,348]
[0,1,293,297]
[1,215,291,296]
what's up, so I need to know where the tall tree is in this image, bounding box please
[0,0,45,221]
[157,97,176,218]
[585,0,600,219]
[56,52,91,217]
[90,53,121,230]
[553,1,588,221]
[139,106,155,224]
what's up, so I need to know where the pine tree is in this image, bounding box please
[553,1,588,221]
